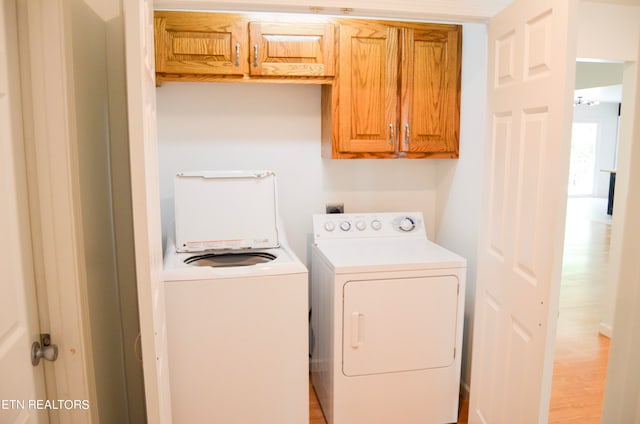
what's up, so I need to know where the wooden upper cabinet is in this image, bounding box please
[400,25,461,156]
[154,11,335,82]
[249,21,335,77]
[324,20,462,159]
[154,11,248,77]
[336,21,399,155]
[153,12,461,159]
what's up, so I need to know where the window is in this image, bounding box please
[568,122,598,196]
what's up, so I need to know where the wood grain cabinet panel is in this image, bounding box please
[400,26,461,156]
[154,11,334,82]
[155,11,248,76]
[337,21,399,154]
[249,22,335,77]
[323,20,462,159]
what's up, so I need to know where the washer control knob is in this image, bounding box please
[371,219,382,231]
[355,220,366,231]
[324,221,336,232]
[339,221,351,232]
[399,217,416,232]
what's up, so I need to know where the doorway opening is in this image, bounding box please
[549,61,623,424]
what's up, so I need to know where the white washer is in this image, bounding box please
[310,212,466,424]
[163,171,308,424]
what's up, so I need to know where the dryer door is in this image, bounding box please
[342,275,459,376]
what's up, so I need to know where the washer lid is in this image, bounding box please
[174,170,279,252]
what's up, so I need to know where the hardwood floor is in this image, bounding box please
[548,197,611,423]
[308,198,611,423]
[309,380,325,424]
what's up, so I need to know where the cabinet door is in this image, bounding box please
[249,21,334,77]
[337,22,399,155]
[154,11,248,76]
[400,25,461,157]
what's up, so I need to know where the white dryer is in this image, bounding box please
[310,212,466,424]
[163,171,308,424]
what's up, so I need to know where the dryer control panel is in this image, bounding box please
[313,212,427,241]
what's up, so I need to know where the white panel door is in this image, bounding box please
[0,0,47,421]
[124,0,173,422]
[343,276,459,376]
[469,0,577,422]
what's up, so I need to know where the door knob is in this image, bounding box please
[31,333,58,366]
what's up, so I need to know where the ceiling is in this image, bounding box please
[155,0,514,21]
[575,61,625,103]
[155,0,640,21]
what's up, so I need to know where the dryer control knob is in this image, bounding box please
[399,217,416,232]
[324,221,336,232]
[339,221,351,232]
[355,220,366,231]
[371,219,382,231]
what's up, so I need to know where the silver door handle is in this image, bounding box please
[404,123,410,145]
[253,44,259,67]
[389,123,394,146]
[235,43,240,66]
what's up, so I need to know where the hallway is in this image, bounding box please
[549,197,612,423]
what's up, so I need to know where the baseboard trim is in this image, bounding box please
[599,322,613,339]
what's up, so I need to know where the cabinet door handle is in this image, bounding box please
[235,43,240,66]
[404,123,410,145]
[253,44,259,67]
[389,123,394,146]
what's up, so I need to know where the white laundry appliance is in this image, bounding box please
[310,212,466,424]
[163,170,308,424]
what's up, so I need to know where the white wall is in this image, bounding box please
[68,1,128,421]
[601,38,640,422]
[577,2,640,62]
[69,1,146,422]
[572,102,619,198]
[435,23,487,393]
[156,83,439,265]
